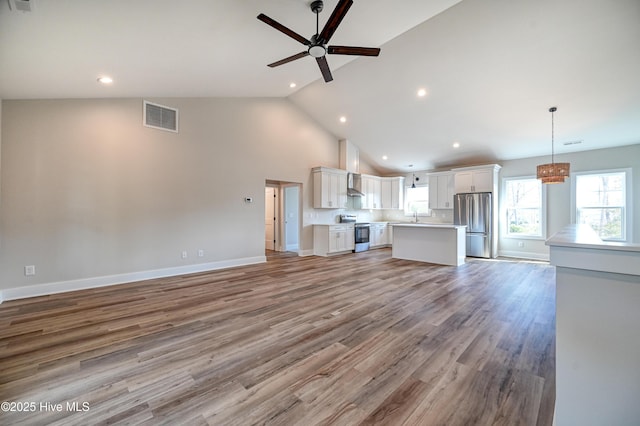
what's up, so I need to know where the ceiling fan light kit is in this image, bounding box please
[537,106,571,184]
[257,0,381,83]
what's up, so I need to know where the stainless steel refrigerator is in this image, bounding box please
[454,192,492,258]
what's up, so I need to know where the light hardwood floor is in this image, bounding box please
[0,249,555,425]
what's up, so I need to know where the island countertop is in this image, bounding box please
[391,223,466,229]
[546,224,640,276]
[546,224,640,252]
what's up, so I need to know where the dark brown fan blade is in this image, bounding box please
[267,51,309,68]
[319,0,353,44]
[316,56,333,82]
[327,46,381,56]
[257,13,310,46]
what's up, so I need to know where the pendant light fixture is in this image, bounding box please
[537,106,570,184]
[411,173,417,188]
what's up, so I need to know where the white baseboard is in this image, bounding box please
[499,250,550,261]
[0,256,266,303]
[298,249,315,257]
[285,244,299,251]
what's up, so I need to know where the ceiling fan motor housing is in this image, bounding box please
[308,34,326,57]
[309,45,326,58]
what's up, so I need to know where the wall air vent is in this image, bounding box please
[8,0,35,12]
[143,100,178,133]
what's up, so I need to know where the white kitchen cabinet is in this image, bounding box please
[453,164,501,193]
[370,223,389,248]
[380,177,405,209]
[312,167,348,209]
[362,176,404,210]
[313,224,354,256]
[329,227,354,253]
[361,174,381,209]
[313,167,403,210]
[428,172,455,209]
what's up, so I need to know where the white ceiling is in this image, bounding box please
[1,0,639,173]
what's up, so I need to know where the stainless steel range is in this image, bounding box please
[353,223,370,252]
[340,214,370,252]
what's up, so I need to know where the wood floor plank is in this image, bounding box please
[0,249,555,425]
[359,376,434,425]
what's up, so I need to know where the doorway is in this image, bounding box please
[265,187,276,251]
[283,185,300,251]
[265,180,301,254]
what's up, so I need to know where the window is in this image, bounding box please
[574,169,630,241]
[404,185,430,216]
[504,177,544,238]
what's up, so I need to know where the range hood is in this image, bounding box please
[347,173,364,197]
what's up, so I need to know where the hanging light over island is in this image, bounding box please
[537,106,570,184]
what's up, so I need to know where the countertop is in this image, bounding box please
[390,223,466,229]
[546,224,640,253]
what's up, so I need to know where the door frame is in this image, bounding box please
[265,180,302,254]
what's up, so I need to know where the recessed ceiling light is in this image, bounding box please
[382,155,388,160]
[289,82,297,88]
[453,142,460,148]
[97,76,113,84]
[417,88,427,97]
[339,116,347,123]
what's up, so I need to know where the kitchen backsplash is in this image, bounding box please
[382,208,453,224]
[309,208,453,224]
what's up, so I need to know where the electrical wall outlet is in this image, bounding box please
[24,265,36,276]
[518,241,525,248]
[198,249,204,257]
[181,251,188,259]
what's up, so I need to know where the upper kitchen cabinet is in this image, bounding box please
[380,177,405,210]
[361,175,404,210]
[361,175,381,209]
[428,172,455,209]
[453,164,501,194]
[312,167,348,209]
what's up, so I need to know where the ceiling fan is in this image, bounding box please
[257,0,381,83]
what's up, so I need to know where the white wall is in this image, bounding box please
[0,98,340,295]
[0,99,2,253]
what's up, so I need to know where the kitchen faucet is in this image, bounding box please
[414,212,419,223]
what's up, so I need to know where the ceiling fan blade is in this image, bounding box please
[257,13,310,46]
[319,0,353,44]
[267,51,309,68]
[316,56,333,82]
[327,46,381,56]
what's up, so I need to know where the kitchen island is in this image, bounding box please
[391,223,466,266]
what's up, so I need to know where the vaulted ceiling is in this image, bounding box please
[1,0,639,173]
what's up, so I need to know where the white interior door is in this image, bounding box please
[265,187,276,251]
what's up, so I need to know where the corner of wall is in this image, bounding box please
[0,98,3,278]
